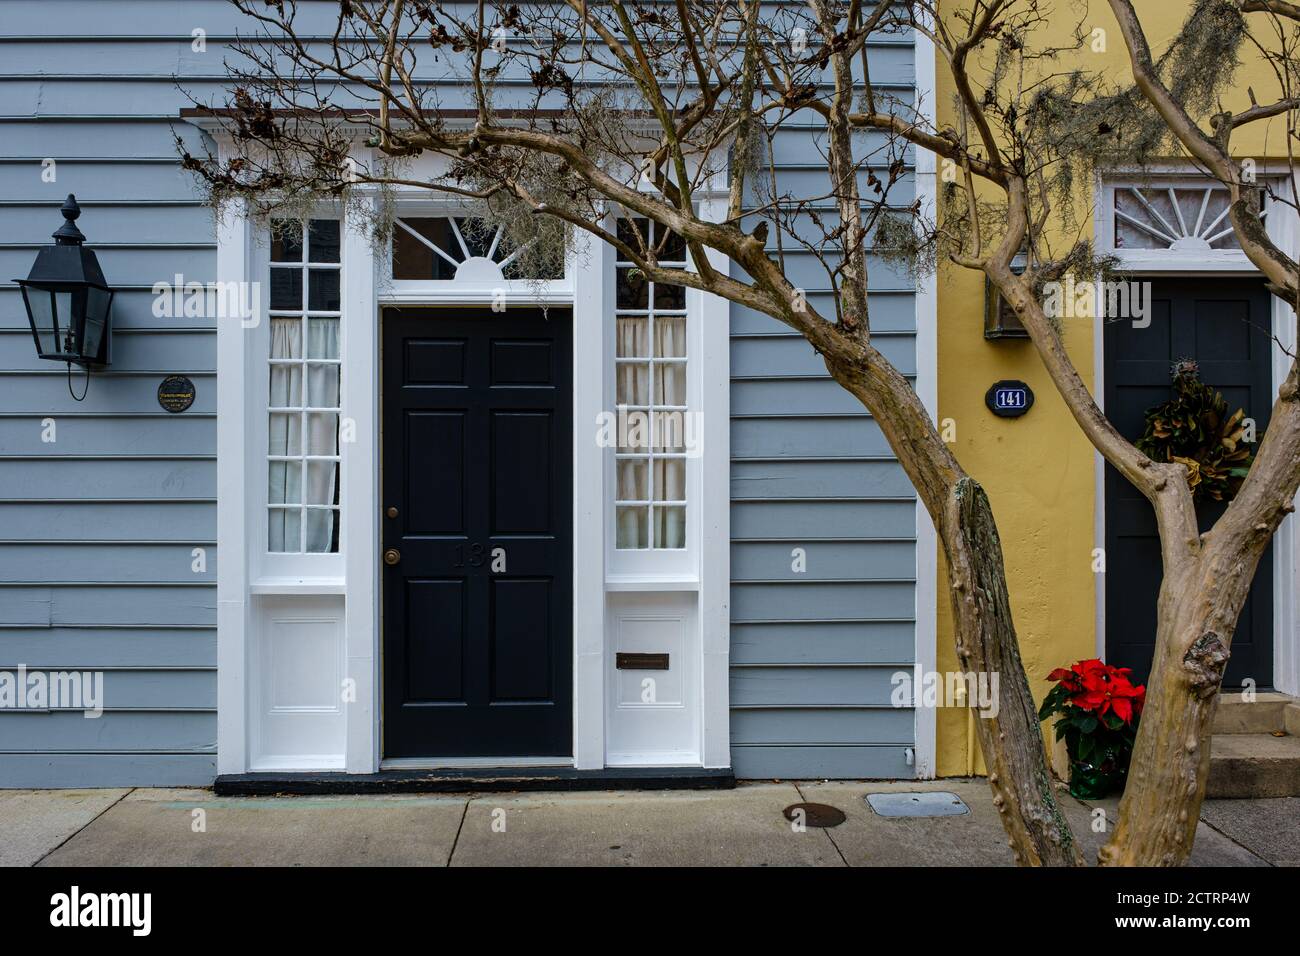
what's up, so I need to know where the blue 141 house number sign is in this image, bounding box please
[985,380,1035,418]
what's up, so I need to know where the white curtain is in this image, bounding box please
[304,318,340,553]
[268,318,302,552]
[654,316,686,360]
[652,316,686,548]
[614,314,687,549]
[616,317,647,405]
[616,460,647,549]
[653,459,686,548]
[268,317,339,553]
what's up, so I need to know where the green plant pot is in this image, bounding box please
[1068,758,1126,800]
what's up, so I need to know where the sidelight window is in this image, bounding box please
[613,217,689,550]
[267,219,341,554]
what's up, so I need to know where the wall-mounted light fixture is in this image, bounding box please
[16,194,113,399]
[983,251,1030,340]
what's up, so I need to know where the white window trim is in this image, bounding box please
[1092,168,1300,697]
[253,225,345,581]
[605,216,703,582]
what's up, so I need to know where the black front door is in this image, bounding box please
[1104,278,1273,687]
[382,307,573,758]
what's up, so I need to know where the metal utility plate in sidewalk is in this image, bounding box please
[866,791,970,817]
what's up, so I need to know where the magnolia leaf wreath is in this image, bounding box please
[1135,359,1255,503]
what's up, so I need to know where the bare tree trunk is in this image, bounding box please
[1097,603,1224,866]
[822,349,1082,866]
[942,478,1084,866]
[1100,537,1270,865]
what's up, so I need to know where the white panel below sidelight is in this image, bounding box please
[605,592,700,766]
[250,595,347,770]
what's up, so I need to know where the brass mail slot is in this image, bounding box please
[616,652,669,670]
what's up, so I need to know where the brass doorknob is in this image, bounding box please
[383,548,401,566]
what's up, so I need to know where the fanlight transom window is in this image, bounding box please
[391,215,561,282]
[1113,184,1265,252]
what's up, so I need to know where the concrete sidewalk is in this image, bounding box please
[2,780,1292,867]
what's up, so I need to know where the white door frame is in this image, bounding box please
[214,173,734,773]
[1091,170,1300,696]
[910,22,939,778]
[353,200,608,770]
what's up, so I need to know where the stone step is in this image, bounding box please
[1207,733,1300,798]
[1287,703,1300,737]
[1212,691,1296,734]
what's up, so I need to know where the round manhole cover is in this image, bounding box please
[783,802,846,828]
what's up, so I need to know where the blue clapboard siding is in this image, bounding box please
[728,37,920,779]
[0,0,229,787]
[0,1,923,785]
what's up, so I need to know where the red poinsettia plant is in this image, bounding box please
[1039,659,1146,798]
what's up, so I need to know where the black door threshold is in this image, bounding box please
[214,765,736,796]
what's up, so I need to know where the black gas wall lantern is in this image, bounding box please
[983,250,1030,340]
[16,194,114,399]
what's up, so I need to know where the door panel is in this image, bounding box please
[1103,279,1273,688]
[382,308,573,757]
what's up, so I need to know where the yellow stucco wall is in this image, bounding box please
[932,1,1288,776]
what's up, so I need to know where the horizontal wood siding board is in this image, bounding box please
[0,247,215,298]
[0,369,216,414]
[0,627,215,667]
[0,668,214,708]
[729,664,907,708]
[732,540,915,580]
[731,376,897,417]
[0,121,208,156]
[0,416,215,456]
[730,620,917,666]
[0,752,216,788]
[732,294,915,334]
[732,334,917,378]
[730,707,914,746]
[0,586,216,628]
[730,744,916,780]
[0,711,215,752]
[0,167,205,206]
[731,500,915,539]
[0,290,216,330]
[0,543,216,583]
[0,502,214,540]
[731,459,913,500]
[0,459,216,499]
[732,581,916,623]
[0,200,213,239]
[1,328,217,372]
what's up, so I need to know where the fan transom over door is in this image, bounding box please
[382,307,573,757]
[1103,278,1273,688]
